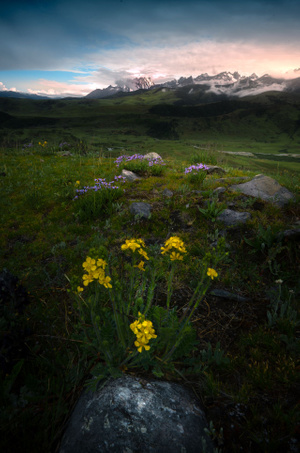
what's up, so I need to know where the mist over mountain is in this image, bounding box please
[85,71,300,101]
[85,76,154,99]
[1,71,299,101]
[0,90,49,100]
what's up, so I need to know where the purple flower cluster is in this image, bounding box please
[114,154,145,167]
[59,142,71,148]
[22,142,33,150]
[148,157,165,167]
[73,175,126,200]
[184,163,209,174]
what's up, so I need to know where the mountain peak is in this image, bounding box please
[83,71,299,100]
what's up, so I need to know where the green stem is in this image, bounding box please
[144,267,156,316]
[109,289,126,348]
[162,278,211,362]
[126,254,136,315]
[179,271,206,323]
[91,309,101,346]
[166,263,175,310]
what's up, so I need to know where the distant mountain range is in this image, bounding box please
[0,90,49,100]
[85,71,300,100]
[1,70,300,100]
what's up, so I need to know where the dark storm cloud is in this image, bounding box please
[0,0,299,70]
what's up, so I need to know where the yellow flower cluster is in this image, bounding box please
[161,236,187,261]
[130,312,157,353]
[121,238,149,271]
[207,268,218,280]
[78,256,112,291]
[38,140,47,147]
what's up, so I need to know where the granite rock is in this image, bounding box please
[130,202,152,219]
[217,209,251,226]
[59,375,214,453]
[230,174,295,207]
[121,169,141,182]
[143,152,162,160]
[205,166,226,175]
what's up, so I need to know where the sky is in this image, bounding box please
[0,0,299,97]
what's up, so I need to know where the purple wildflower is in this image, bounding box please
[184,163,209,174]
[73,175,127,200]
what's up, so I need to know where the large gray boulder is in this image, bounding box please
[59,375,214,453]
[229,174,295,207]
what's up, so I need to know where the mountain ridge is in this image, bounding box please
[85,71,300,100]
[1,71,300,100]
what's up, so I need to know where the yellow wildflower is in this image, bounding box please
[134,260,145,271]
[137,248,149,260]
[99,274,112,289]
[170,251,183,261]
[121,239,141,252]
[161,236,187,256]
[97,258,107,269]
[82,257,97,273]
[134,340,151,353]
[136,238,146,248]
[82,273,94,286]
[130,313,157,353]
[207,268,218,280]
[92,268,104,280]
[121,238,147,253]
[77,286,84,293]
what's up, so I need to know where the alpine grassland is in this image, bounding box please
[0,90,299,453]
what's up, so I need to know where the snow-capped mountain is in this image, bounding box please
[85,77,154,99]
[1,71,298,100]
[159,71,300,97]
[86,71,300,99]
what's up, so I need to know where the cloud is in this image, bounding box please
[81,40,300,83]
[0,81,17,91]
[1,0,299,72]
[0,82,8,91]
[1,0,299,95]
[27,79,96,97]
[20,38,300,96]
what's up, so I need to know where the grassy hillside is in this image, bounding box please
[0,143,299,453]
[0,89,299,161]
[0,92,299,452]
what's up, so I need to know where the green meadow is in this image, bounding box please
[0,91,299,453]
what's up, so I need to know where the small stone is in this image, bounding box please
[130,202,151,219]
[281,229,300,241]
[57,151,73,157]
[210,288,251,302]
[121,169,141,182]
[213,187,226,196]
[143,152,162,160]
[205,166,226,175]
[217,209,251,226]
[162,189,173,197]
